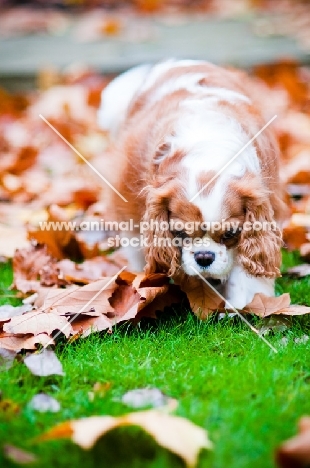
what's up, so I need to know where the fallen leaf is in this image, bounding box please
[28,393,60,413]
[28,204,83,260]
[3,444,37,465]
[276,416,310,468]
[40,409,212,467]
[57,256,125,283]
[121,388,175,409]
[0,304,32,322]
[0,225,29,258]
[0,348,17,371]
[13,278,41,295]
[3,310,72,338]
[176,276,224,318]
[24,349,64,377]
[243,293,291,317]
[23,293,38,305]
[108,284,142,320]
[134,284,183,323]
[35,278,116,317]
[286,264,310,278]
[275,305,310,316]
[0,333,54,351]
[12,244,54,293]
[283,224,309,251]
[69,314,112,337]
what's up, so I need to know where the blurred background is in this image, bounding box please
[0,0,310,90]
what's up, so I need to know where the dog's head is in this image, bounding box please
[143,129,283,281]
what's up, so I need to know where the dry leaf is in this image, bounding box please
[69,314,112,337]
[286,264,310,278]
[0,333,54,351]
[40,409,212,467]
[276,416,310,468]
[0,225,29,258]
[12,244,54,293]
[3,310,72,338]
[134,284,183,323]
[24,349,64,377]
[283,225,309,251]
[3,444,37,465]
[121,388,174,409]
[108,284,141,320]
[113,272,182,322]
[13,278,41,295]
[176,276,224,318]
[0,304,32,322]
[243,293,291,317]
[275,305,310,316]
[57,256,125,283]
[37,278,116,316]
[28,393,60,413]
[28,204,83,260]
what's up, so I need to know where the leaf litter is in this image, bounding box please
[0,61,309,352]
[23,349,64,377]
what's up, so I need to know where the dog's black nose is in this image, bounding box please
[194,251,215,267]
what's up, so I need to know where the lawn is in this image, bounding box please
[1,251,310,468]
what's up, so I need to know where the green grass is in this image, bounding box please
[0,252,310,468]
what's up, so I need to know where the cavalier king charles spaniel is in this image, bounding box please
[98,60,287,309]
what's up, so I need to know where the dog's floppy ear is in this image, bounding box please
[143,184,181,276]
[234,176,283,278]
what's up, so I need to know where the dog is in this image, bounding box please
[98,60,287,309]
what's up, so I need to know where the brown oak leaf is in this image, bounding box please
[243,293,291,317]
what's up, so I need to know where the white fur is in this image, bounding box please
[224,264,275,309]
[182,236,234,280]
[177,108,260,222]
[139,59,205,93]
[98,63,151,138]
[151,81,251,106]
[149,73,206,104]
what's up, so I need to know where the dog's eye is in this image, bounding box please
[221,228,241,242]
[172,230,187,239]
